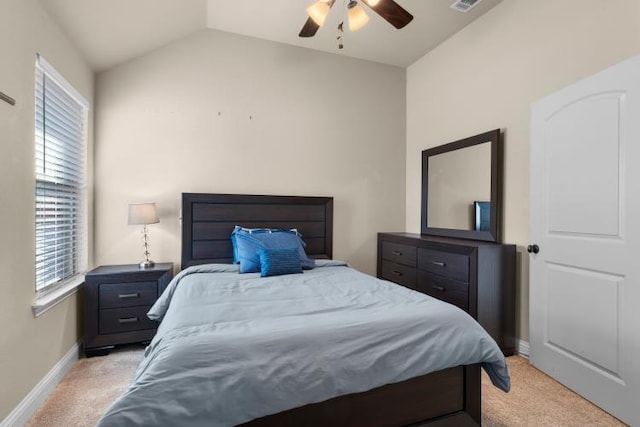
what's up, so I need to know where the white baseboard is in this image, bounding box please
[0,340,81,427]
[517,339,530,358]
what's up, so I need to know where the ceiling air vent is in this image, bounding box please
[450,0,483,13]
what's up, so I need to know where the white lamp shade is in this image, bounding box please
[128,203,159,225]
[364,0,380,6]
[307,1,331,27]
[348,4,369,31]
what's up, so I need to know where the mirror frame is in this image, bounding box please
[421,128,502,242]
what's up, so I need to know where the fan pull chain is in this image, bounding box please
[337,21,344,49]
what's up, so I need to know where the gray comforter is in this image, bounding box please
[97,261,510,426]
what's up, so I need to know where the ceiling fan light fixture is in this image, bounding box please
[299,0,413,41]
[347,1,369,31]
[307,1,331,27]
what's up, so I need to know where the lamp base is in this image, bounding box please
[139,260,155,269]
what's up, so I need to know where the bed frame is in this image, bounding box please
[181,193,481,427]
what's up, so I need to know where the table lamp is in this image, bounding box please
[128,202,159,268]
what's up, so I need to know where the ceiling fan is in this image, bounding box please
[299,0,413,41]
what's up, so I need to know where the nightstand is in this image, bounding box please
[84,263,172,357]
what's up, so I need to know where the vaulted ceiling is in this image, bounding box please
[38,0,502,72]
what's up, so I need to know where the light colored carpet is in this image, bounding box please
[26,344,145,427]
[26,348,627,426]
[481,357,626,427]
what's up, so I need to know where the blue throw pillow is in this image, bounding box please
[231,226,270,264]
[258,247,302,277]
[232,227,315,273]
[231,227,240,264]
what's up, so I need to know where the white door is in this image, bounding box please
[530,55,640,426]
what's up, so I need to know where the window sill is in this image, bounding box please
[32,276,84,318]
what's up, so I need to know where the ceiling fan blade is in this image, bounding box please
[365,0,413,29]
[298,0,337,38]
[299,18,320,38]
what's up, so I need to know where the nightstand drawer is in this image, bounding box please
[418,248,469,282]
[418,271,469,311]
[99,281,158,309]
[99,306,157,334]
[382,241,417,267]
[381,260,417,289]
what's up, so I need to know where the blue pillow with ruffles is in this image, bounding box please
[231,226,269,264]
[232,226,315,273]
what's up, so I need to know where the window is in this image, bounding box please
[34,55,89,295]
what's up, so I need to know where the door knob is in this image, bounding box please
[527,244,540,254]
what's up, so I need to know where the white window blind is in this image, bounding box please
[34,55,89,294]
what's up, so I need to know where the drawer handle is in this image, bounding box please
[392,270,403,277]
[118,293,140,299]
[392,250,403,256]
[118,317,139,324]
[432,285,445,292]
[432,261,446,267]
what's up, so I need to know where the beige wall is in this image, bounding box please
[406,0,640,343]
[0,0,93,420]
[94,29,406,276]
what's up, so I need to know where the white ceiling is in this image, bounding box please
[39,0,502,72]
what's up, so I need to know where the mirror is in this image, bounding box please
[421,129,502,242]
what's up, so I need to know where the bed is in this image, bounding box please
[97,193,509,427]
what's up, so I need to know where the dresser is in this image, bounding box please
[84,263,172,357]
[377,232,515,356]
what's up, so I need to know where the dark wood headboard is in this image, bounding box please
[181,193,334,270]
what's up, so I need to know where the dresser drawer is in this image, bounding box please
[382,241,417,267]
[99,306,157,334]
[99,281,158,309]
[418,271,469,311]
[418,248,469,282]
[381,260,417,290]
